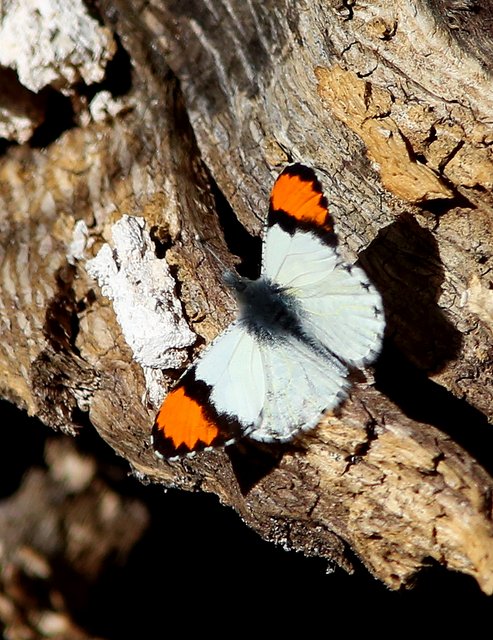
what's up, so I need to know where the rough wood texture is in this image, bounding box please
[0,0,492,602]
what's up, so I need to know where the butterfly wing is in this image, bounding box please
[264,164,384,366]
[152,318,350,453]
[152,322,264,458]
[243,334,349,443]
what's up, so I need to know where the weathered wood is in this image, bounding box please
[0,0,492,601]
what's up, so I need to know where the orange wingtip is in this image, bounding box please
[270,164,334,234]
[152,384,225,458]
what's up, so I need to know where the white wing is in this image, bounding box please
[263,224,384,366]
[194,322,265,427]
[194,319,349,442]
[244,336,349,442]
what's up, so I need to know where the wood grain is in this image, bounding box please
[0,0,492,607]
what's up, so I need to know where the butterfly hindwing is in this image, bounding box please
[242,334,349,443]
[192,274,354,443]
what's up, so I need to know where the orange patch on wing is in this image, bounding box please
[271,173,331,229]
[155,386,221,451]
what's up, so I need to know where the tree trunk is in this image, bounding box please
[1,0,493,622]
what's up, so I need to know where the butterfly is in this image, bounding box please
[152,163,384,459]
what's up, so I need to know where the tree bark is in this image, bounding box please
[1,0,493,609]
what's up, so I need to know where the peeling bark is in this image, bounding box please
[0,0,492,615]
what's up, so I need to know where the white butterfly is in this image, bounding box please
[153,164,384,458]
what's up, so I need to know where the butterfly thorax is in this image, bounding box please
[224,271,301,341]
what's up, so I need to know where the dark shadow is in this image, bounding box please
[0,66,45,153]
[0,400,48,498]
[30,37,132,149]
[358,214,492,470]
[85,483,493,638]
[359,213,462,374]
[79,36,133,103]
[206,167,262,280]
[227,439,290,494]
[29,88,75,148]
[374,341,493,473]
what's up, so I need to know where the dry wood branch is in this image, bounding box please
[0,0,492,604]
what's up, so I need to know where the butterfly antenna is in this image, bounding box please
[194,233,240,301]
[194,233,230,271]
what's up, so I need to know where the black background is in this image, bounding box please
[1,399,491,638]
